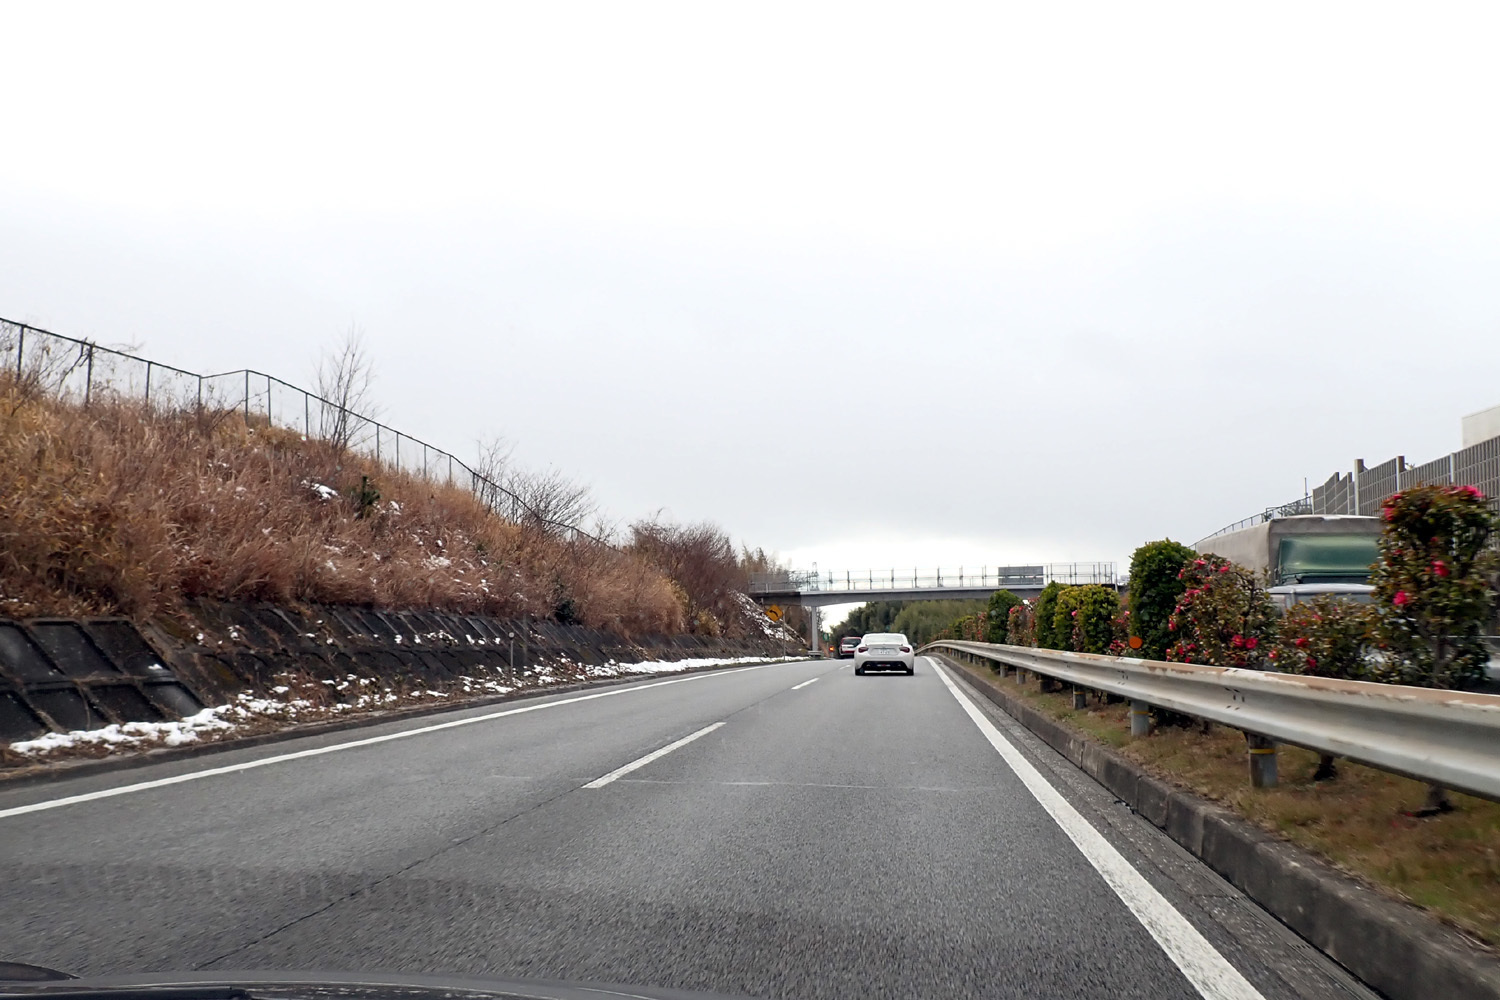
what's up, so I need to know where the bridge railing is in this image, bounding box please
[749,563,1116,596]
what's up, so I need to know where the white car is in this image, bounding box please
[853,633,915,675]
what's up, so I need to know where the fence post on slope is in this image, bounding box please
[14,325,23,377]
[144,361,152,405]
[84,344,94,407]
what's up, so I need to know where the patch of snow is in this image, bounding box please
[302,480,339,502]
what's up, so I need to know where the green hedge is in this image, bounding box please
[1053,584,1120,654]
[1033,582,1067,649]
[984,589,1022,643]
[1127,539,1195,661]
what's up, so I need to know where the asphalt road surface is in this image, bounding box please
[0,657,1379,1000]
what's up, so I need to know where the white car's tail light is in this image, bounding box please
[857,645,868,653]
[900,645,911,653]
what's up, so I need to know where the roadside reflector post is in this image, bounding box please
[1130,700,1152,737]
[1072,686,1087,710]
[1246,733,1278,788]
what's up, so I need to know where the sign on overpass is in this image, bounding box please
[749,563,1117,607]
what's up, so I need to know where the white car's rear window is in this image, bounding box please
[861,634,907,644]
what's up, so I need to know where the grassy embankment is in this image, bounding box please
[970,662,1500,946]
[0,375,699,636]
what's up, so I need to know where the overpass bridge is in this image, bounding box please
[750,563,1119,648]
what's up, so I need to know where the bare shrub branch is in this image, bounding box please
[505,467,597,531]
[315,325,380,453]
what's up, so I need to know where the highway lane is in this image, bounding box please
[0,657,1375,1000]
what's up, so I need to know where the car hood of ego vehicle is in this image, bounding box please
[0,967,756,1000]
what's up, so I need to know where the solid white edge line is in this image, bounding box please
[927,657,1265,1000]
[0,664,779,821]
[582,722,725,788]
[790,677,820,691]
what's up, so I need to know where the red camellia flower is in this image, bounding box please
[1393,591,1410,607]
[1433,560,1449,578]
[1218,565,1230,573]
[1193,559,1206,568]
[1230,634,1244,648]
[1306,655,1317,668]
[1294,636,1309,648]
[1245,637,1258,650]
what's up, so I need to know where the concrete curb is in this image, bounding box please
[0,657,800,790]
[934,653,1500,1000]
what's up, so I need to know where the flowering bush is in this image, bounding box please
[1008,602,1036,647]
[1165,554,1277,668]
[1369,484,1497,688]
[1033,581,1068,649]
[1053,584,1121,654]
[1106,608,1133,656]
[1268,596,1375,679]
[1127,539,1196,660]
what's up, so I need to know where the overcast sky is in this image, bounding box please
[4,2,1500,578]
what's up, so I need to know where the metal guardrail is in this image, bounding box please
[924,640,1500,802]
[749,563,1116,596]
[0,317,603,543]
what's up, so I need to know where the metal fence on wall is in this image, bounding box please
[1310,438,1500,518]
[0,317,601,541]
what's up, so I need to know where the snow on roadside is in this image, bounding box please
[604,655,788,675]
[5,653,798,762]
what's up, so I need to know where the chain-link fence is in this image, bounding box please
[0,317,601,542]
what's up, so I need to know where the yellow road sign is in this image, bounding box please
[766,605,784,621]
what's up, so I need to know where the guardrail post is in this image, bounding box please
[1130,700,1151,737]
[1246,734,1278,787]
[1072,686,1087,710]
[1015,667,1025,685]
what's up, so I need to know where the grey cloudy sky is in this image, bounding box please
[4,2,1499,576]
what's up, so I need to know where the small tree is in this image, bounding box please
[1165,555,1277,669]
[1128,540,1196,660]
[1369,484,1497,689]
[985,589,1022,643]
[1033,582,1068,650]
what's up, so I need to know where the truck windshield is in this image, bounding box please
[1277,535,1380,584]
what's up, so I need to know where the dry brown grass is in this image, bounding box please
[0,376,685,636]
[983,665,1500,945]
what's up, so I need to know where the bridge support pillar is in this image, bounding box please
[1246,734,1278,788]
[806,605,819,656]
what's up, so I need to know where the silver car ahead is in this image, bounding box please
[854,633,915,675]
